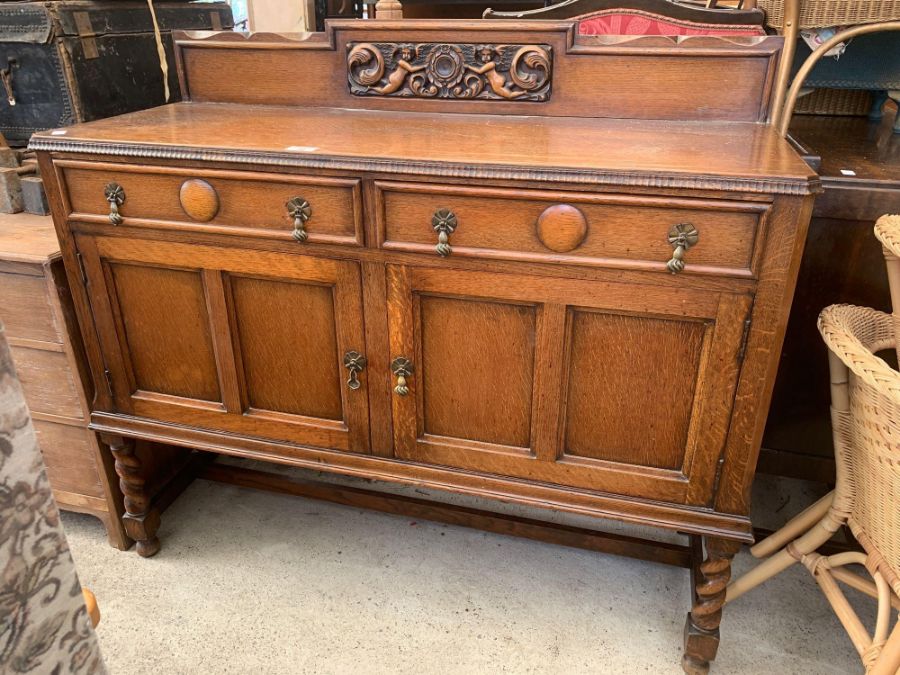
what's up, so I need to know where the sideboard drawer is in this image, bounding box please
[376,181,768,277]
[58,161,364,246]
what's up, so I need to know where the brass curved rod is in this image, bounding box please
[777,20,900,137]
[769,0,800,129]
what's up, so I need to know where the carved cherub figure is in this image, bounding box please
[465,45,525,100]
[373,44,426,95]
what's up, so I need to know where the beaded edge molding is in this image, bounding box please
[28,137,822,196]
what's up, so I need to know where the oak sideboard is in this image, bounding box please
[32,21,819,673]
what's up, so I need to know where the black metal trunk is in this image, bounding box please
[0,1,233,145]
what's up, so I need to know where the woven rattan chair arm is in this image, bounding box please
[875,215,900,259]
[818,304,900,408]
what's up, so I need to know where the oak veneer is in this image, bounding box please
[179,178,219,221]
[32,20,819,673]
[535,203,588,252]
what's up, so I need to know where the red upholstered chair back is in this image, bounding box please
[575,9,768,35]
[484,0,768,37]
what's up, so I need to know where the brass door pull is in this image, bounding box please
[666,223,699,274]
[390,357,413,396]
[104,183,125,225]
[343,351,367,390]
[432,208,457,257]
[287,196,312,242]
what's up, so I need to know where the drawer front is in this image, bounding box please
[0,271,61,343]
[11,345,84,419]
[34,420,104,498]
[376,182,768,277]
[58,161,364,246]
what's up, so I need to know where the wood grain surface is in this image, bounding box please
[171,21,780,123]
[179,178,220,222]
[34,103,816,194]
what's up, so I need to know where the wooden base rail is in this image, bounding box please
[200,462,694,568]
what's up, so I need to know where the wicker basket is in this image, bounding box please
[759,0,900,28]
[817,303,900,590]
[874,214,900,347]
[795,88,874,115]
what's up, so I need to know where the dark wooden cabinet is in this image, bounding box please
[33,21,818,673]
[760,112,900,482]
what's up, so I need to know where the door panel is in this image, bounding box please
[230,275,343,420]
[109,262,220,402]
[388,264,750,504]
[419,295,536,449]
[563,310,705,470]
[77,234,370,453]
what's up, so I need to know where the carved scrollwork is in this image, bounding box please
[347,42,552,101]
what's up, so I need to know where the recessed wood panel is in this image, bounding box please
[563,310,706,470]
[419,295,536,448]
[230,276,343,421]
[110,263,221,402]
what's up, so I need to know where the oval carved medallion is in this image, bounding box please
[179,179,219,222]
[536,204,588,252]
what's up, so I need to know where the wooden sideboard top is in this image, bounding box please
[31,102,819,195]
[0,213,59,264]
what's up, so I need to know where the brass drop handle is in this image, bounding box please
[287,196,312,242]
[432,208,457,257]
[343,351,367,390]
[390,357,413,396]
[666,223,699,274]
[104,182,125,225]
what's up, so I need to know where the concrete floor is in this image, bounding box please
[63,465,869,674]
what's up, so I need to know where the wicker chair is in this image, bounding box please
[876,215,900,349]
[726,214,900,674]
[765,0,900,135]
[759,0,900,29]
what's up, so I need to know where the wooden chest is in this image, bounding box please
[0,213,134,545]
[32,21,819,673]
[0,1,233,145]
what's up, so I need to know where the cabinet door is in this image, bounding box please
[386,265,751,505]
[76,234,370,453]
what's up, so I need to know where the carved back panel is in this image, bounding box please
[174,20,782,122]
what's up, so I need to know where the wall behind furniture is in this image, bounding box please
[247,0,312,31]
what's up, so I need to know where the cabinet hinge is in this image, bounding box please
[737,318,752,362]
[75,252,88,286]
[103,368,114,397]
